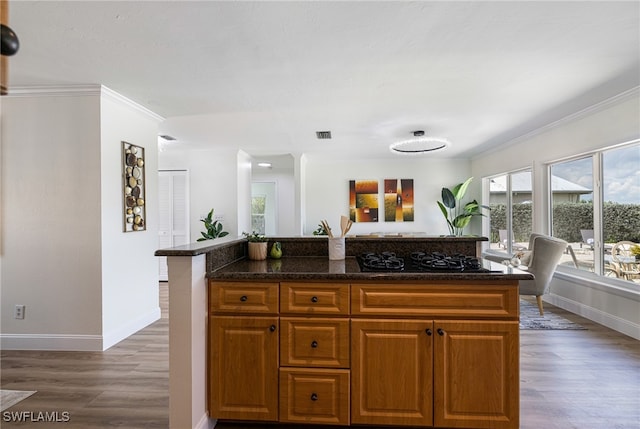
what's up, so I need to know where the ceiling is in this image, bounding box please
[5,1,640,163]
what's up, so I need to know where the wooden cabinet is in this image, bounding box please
[350,283,519,429]
[279,282,351,425]
[209,282,280,421]
[351,319,434,426]
[209,280,519,429]
[208,316,279,421]
[280,368,350,425]
[434,321,519,429]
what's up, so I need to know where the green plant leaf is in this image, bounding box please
[453,214,472,229]
[441,188,456,209]
[437,201,449,218]
[452,177,473,201]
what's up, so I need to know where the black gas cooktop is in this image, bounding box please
[357,251,501,273]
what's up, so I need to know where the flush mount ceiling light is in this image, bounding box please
[257,162,272,168]
[390,130,450,155]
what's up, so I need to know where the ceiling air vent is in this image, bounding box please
[316,131,332,139]
[159,134,177,141]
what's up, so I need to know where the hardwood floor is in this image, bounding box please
[2,283,638,428]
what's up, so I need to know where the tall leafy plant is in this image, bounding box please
[197,209,229,241]
[437,177,489,236]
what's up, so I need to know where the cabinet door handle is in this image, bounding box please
[437,328,445,336]
[270,325,276,332]
[425,328,432,336]
[310,393,318,401]
[311,340,318,348]
[311,296,318,303]
[240,295,248,302]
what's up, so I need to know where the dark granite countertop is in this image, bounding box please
[207,256,534,282]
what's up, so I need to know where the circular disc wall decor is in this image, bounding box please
[122,141,146,232]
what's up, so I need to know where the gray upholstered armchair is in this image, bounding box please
[518,234,568,315]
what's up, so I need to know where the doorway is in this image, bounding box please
[158,170,190,280]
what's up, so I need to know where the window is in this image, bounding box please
[251,195,266,234]
[550,157,594,272]
[549,142,640,285]
[488,169,533,254]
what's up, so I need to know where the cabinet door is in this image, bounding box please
[209,316,279,421]
[351,319,433,426]
[434,321,519,429]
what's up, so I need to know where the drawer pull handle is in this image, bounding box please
[240,295,248,302]
[311,340,318,348]
[310,393,318,401]
[437,328,445,336]
[270,325,276,332]
[425,329,432,336]
[311,296,318,303]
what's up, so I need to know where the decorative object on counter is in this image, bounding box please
[197,208,229,241]
[384,179,414,222]
[436,177,489,236]
[322,217,351,260]
[243,231,268,260]
[328,236,346,260]
[122,141,146,232]
[349,179,378,222]
[269,241,282,259]
[312,223,328,235]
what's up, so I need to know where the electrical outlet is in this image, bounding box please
[14,304,25,319]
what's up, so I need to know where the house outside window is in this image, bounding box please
[549,142,640,286]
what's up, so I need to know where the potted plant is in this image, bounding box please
[243,231,269,260]
[630,244,640,261]
[196,209,229,241]
[437,177,489,236]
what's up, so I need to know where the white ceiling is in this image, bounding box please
[6,1,640,162]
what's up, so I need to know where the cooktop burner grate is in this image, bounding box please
[357,251,498,273]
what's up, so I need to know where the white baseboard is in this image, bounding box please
[0,333,103,351]
[197,414,215,429]
[0,307,161,351]
[102,307,161,350]
[546,293,640,340]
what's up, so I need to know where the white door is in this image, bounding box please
[158,170,190,281]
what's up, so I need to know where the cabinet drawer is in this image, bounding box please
[280,368,350,425]
[280,282,349,315]
[280,318,350,368]
[352,283,519,319]
[210,281,279,314]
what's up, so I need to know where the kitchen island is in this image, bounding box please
[156,236,532,429]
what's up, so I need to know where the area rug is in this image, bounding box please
[519,299,587,330]
[0,390,37,411]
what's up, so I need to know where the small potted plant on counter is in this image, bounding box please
[243,231,269,260]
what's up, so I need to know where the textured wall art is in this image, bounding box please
[384,179,414,222]
[122,141,146,232]
[349,180,379,222]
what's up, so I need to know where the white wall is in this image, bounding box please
[158,147,242,242]
[100,88,163,348]
[472,88,640,339]
[302,156,475,236]
[0,86,163,350]
[1,91,104,350]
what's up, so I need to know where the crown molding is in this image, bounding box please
[100,85,164,122]
[4,84,164,122]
